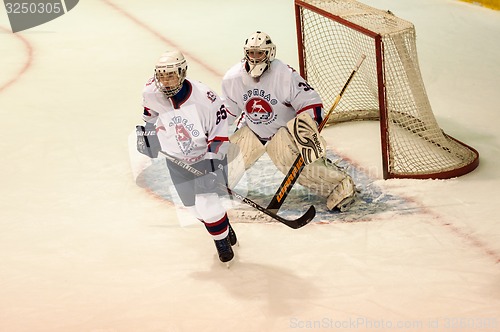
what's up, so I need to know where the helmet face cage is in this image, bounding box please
[154,51,188,97]
[243,31,276,78]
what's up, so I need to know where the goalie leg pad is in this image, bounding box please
[226,143,245,189]
[266,127,355,211]
[325,166,356,211]
[227,126,266,188]
[265,127,300,174]
[229,126,266,168]
[300,158,356,211]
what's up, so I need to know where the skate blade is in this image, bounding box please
[219,252,238,268]
[222,257,234,269]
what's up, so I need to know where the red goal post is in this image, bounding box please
[295,0,479,179]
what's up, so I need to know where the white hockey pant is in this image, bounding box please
[187,193,229,241]
[266,127,355,210]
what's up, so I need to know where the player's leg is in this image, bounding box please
[194,193,235,263]
[166,160,236,263]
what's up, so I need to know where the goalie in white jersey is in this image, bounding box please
[222,31,356,211]
[138,50,237,264]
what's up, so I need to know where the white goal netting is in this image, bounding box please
[296,0,479,179]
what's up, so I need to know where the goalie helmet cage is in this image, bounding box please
[295,0,479,179]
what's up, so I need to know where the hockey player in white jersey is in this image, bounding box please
[222,31,356,211]
[138,50,237,264]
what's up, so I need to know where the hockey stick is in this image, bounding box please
[159,151,316,229]
[266,54,367,214]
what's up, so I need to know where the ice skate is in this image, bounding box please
[228,224,238,247]
[214,236,234,266]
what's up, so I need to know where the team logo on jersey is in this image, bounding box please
[245,97,275,124]
[168,116,200,156]
[175,124,196,155]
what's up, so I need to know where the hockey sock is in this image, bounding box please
[203,213,230,241]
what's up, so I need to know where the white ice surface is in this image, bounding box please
[1,0,499,331]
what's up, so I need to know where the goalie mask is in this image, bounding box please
[154,50,188,97]
[243,31,276,78]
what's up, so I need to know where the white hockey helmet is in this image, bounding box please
[154,50,188,97]
[243,31,276,78]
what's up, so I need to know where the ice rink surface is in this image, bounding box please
[1,0,499,331]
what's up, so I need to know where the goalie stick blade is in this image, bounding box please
[228,189,316,229]
[281,205,316,229]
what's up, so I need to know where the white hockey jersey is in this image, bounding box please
[142,78,229,164]
[221,59,324,141]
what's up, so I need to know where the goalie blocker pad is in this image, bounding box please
[286,113,325,165]
[136,123,161,158]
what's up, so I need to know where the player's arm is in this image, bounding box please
[221,78,242,126]
[136,92,161,158]
[195,100,231,193]
[270,69,326,165]
[142,79,160,123]
[289,71,324,127]
[206,102,230,161]
[142,106,159,124]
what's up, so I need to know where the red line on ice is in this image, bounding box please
[343,154,500,264]
[100,0,224,79]
[0,26,34,94]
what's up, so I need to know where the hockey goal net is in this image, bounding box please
[295,0,479,179]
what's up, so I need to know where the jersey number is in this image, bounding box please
[298,81,314,91]
[216,105,228,125]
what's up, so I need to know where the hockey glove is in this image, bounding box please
[200,172,218,190]
[136,123,161,158]
[194,157,229,195]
